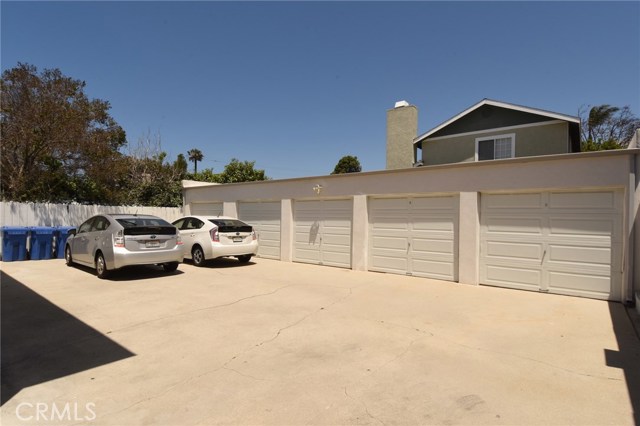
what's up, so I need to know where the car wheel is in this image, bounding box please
[65,245,74,266]
[95,253,109,279]
[192,246,206,267]
[163,262,179,272]
[237,254,252,263]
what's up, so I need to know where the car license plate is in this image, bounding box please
[232,237,243,243]
[146,240,160,248]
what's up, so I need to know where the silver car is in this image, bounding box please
[65,214,184,278]
[172,216,258,266]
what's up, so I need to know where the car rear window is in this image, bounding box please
[209,219,252,233]
[116,217,177,236]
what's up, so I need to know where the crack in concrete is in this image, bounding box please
[222,366,268,382]
[344,387,386,426]
[78,284,362,424]
[254,284,358,349]
[371,317,622,382]
[374,339,419,373]
[446,339,624,382]
[377,319,435,337]
[104,283,300,334]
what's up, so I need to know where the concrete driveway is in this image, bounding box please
[1,258,639,425]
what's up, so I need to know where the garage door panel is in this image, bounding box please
[548,245,611,266]
[323,221,351,231]
[370,198,409,210]
[411,259,454,280]
[322,253,351,268]
[293,199,352,269]
[549,191,616,210]
[411,196,456,210]
[483,193,543,210]
[412,238,454,255]
[412,216,455,232]
[258,228,280,240]
[371,218,409,230]
[323,234,351,247]
[549,218,614,236]
[296,201,322,211]
[238,202,282,260]
[486,241,543,261]
[481,190,622,301]
[371,255,408,273]
[369,196,458,281]
[372,236,407,251]
[412,229,454,239]
[295,248,321,263]
[485,217,543,235]
[295,230,320,245]
[257,244,280,259]
[323,200,351,211]
[485,265,542,287]
[548,271,611,296]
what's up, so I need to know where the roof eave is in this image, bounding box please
[414,99,580,145]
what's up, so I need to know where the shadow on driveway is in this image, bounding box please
[184,257,257,269]
[0,271,135,405]
[607,302,640,424]
[67,263,185,282]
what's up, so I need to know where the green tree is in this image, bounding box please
[188,168,220,183]
[173,153,188,179]
[331,155,362,174]
[217,158,268,183]
[1,63,126,202]
[121,133,184,207]
[580,104,640,150]
[188,148,204,173]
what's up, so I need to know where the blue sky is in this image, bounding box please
[2,1,639,179]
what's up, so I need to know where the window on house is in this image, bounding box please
[476,134,515,161]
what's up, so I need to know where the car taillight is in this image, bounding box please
[176,233,183,245]
[114,230,125,247]
[252,230,257,241]
[210,229,219,242]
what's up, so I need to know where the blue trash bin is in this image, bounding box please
[55,226,76,259]
[1,227,29,262]
[29,227,56,260]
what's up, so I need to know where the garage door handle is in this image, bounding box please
[541,249,546,264]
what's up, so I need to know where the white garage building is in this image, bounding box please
[182,150,640,304]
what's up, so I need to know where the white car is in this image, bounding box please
[172,216,258,266]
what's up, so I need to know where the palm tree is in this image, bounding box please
[187,149,204,173]
[588,105,619,142]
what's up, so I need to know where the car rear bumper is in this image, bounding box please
[209,240,258,259]
[112,245,184,269]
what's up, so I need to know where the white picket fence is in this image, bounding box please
[1,201,184,227]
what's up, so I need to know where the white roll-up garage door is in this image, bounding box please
[294,199,352,268]
[369,196,458,281]
[480,190,623,301]
[190,202,223,216]
[238,201,281,260]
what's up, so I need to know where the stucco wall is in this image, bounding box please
[421,121,569,166]
[386,105,417,169]
[183,150,640,303]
